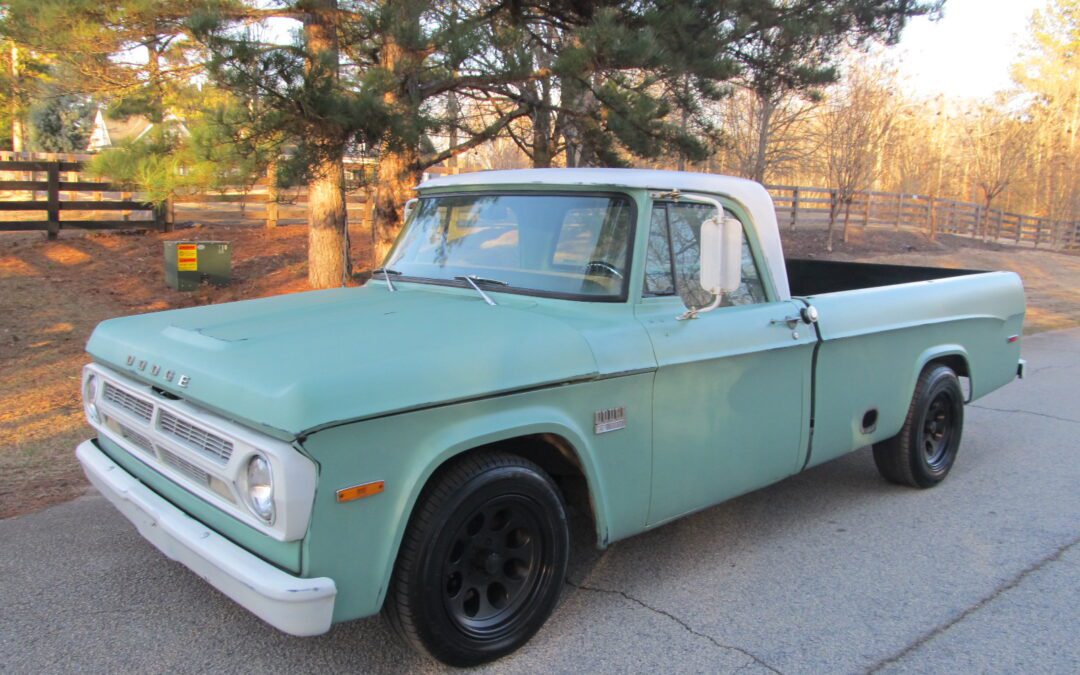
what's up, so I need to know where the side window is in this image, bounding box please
[643,205,674,295]
[642,202,767,307]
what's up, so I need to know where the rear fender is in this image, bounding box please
[913,345,972,403]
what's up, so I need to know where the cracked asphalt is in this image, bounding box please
[2,328,1078,674]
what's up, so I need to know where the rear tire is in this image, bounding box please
[382,451,568,666]
[873,364,964,488]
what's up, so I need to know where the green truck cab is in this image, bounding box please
[76,169,1026,665]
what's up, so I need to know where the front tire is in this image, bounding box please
[383,452,569,666]
[873,364,965,488]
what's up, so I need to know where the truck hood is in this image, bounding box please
[86,285,600,438]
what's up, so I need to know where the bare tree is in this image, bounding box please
[715,87,820,182]
[818,66,898,251]
[964,104,1027,230]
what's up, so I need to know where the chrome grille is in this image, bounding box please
[118,423,154,454]
[102,382,154,421]
[158,410,234,464]
[159,447,211,486]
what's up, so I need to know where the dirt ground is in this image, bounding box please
[1,223,1076,519]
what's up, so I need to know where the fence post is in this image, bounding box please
[895,193,903,230]
[154,196,175,232]
[790,187,799,231]
[863,191,871,229]
[46,162,60,240]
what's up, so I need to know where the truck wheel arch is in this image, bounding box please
[376,424,609,610]
[914,346,972,402]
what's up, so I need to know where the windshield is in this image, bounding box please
[384,193,635,300]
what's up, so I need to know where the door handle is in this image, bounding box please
[770,315,802,329]
[769,305,819,331]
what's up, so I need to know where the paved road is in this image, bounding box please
[3,329,1079,674]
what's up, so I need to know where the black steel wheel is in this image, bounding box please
[383,451,568,666]
[922,389,958,471]
[442,495,552,637]
[873,363,965,488]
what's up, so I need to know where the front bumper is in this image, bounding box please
[76,440,336,636]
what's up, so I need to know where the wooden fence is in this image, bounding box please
[2,151,1076,251]
[765,185,1080,251]
[0,158,165,238]
[0,150,375,233]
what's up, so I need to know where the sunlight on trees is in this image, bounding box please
[3,1,1075,286]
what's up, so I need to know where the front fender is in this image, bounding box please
[298,374,653,623]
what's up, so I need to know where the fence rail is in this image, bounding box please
[0,159,165,238]
[765,185,1080,251]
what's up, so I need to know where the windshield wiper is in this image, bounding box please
[454,275,509,306]
[371,267,402,292]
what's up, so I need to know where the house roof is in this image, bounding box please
[103,115,154,144]
[87,108,188,150]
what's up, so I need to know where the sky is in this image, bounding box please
[889,0,1046,100]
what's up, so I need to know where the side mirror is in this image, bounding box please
[403,198,418,223]
[699,214,742,296]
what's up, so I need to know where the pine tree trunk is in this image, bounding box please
[446,87,459,173]
[373,150,418,265]
[10,42,24,153]
[308,159,348,288]
[371,20,422,267]
[265,159,279,228]
[532,103,553,168]
[304,0,349,289]
[531,49,554,169]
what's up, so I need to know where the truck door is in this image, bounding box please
[637,200,816,526]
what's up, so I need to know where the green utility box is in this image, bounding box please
[164,241,232,291]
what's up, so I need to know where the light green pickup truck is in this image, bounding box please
[76,169,1026,665]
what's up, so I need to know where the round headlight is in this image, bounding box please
[83,374,100,424]
[246,455,275,522]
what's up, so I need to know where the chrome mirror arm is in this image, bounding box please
[677,290,724,321]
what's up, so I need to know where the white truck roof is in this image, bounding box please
[418,168,791,300]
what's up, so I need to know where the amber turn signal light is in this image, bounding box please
[336,480,385,503]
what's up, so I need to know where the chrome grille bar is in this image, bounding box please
[102,382,154,421]
[158,448,212,486]
[118,423,154,454]
[158,409,234,464]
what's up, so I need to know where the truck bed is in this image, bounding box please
[786,258,983,296]
[783,258,1025,472]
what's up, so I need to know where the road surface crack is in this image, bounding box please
[866,534,1080,673]
[968,404,1080,425]
[566,578,783,674]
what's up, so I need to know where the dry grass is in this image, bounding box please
[0,223,1075,519]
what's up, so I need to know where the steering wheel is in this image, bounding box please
[584,260,624,279]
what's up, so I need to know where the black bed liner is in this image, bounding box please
[786,258,985,296]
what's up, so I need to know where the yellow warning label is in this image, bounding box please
[177,244,198,272]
